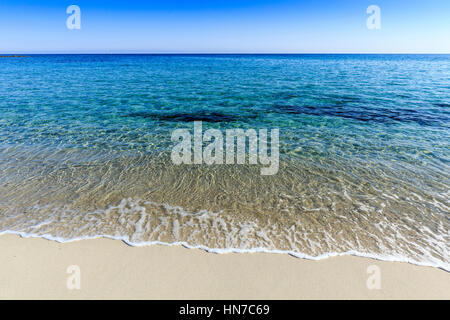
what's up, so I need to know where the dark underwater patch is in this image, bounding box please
[271,104,448,126]
[124,111,245,123]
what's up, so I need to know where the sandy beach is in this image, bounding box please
[0,234,448,300]
[2,0,449,304]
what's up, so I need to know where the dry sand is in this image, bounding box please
[0,234,448,299]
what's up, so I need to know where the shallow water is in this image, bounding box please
[0,54,449,270]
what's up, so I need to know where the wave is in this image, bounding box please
[1,198,448,272]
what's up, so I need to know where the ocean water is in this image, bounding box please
[0,54,449,270]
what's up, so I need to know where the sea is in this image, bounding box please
[0,54,448,270]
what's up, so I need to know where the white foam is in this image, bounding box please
[0,197,448,272]
[1,229,449,272]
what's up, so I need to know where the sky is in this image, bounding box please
[0,0,449,53]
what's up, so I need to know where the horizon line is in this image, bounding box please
[2,52,450,55]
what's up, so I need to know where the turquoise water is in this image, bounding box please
[0,54,449,270]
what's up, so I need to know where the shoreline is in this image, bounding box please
[2,230,449,273]
[1,234,449,299]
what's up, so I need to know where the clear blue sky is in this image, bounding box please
[1,0,449,53]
